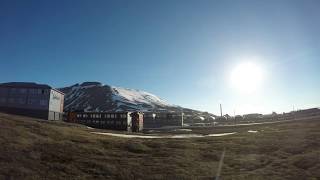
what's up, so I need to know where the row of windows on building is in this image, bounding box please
[0,97,48,106]
[76,113,127,119]
[78,119,127,125]
[0,88,49,95]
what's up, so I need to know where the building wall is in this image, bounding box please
[64,112,144,131]
[0,85,64,120]
[48,89,64,120]
[0,106,49,120]
[71,112,132,131]
[0,87,50,110]
[144,113,183,128]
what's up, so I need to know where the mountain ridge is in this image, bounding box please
[59,81,216,119]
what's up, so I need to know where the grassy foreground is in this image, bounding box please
[0,113,319,180]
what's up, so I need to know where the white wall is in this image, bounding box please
[48,89,64,113]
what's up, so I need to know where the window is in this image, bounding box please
[18,98,25,104]
[110,114,114,118]
[19,89,27,94]
[28,99,38,105]
[0,98,6,103]
[40,99,48,106]
[10,88,16,94]
[29,89,36,94]
[9,98,15,103]
[120,114,127,118]
[107,114,110,118]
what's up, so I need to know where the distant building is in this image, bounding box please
[143,112,183,128]
[0,82,64,120]
[65,111,143,132]
[243,113,263,120]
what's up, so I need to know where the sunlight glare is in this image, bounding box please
[230,62,264,94]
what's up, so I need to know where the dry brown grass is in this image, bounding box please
[0,112,319,180]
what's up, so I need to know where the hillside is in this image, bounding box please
[59,82,215,118]
[1,112,319,179]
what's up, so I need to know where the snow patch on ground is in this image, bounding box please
[248,130,258,133]
[91,132,237,139]
[206,132,237,137]
[173,129,192,132]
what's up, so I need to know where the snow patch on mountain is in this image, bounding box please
[60,82,179,112]
[111,86,172,108]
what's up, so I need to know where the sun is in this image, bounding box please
[230,62,264,94]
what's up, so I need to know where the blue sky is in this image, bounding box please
[1,0,319,115]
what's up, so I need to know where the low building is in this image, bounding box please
[143,112,183,128]
[65,111,143,132]
[0,82,64,120]
[243,113,263,120]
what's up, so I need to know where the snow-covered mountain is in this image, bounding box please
[59,82,217,121]
[59,82,180,112]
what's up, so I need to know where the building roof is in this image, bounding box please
[0,82,52,89]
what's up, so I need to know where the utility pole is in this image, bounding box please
[181,109,184,127]
[234,109,236,125]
